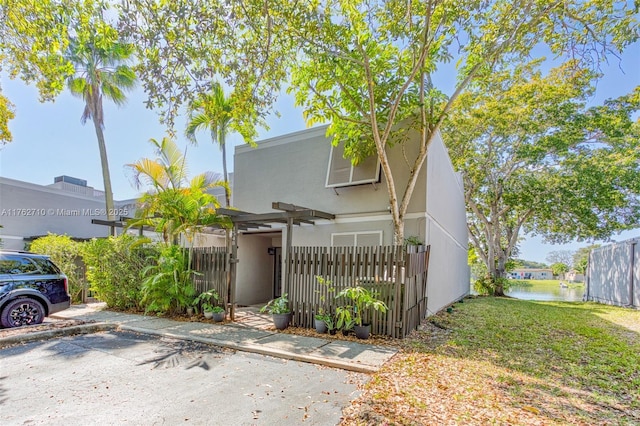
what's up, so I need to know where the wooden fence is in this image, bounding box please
[286,245,430,338]
[190,247,229,308]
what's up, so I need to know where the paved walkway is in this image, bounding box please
[41,304,398,373]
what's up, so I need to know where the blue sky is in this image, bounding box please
[1,43,639,264]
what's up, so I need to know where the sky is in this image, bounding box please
[1,42,639,265]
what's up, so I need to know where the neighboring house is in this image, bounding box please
[232,125,470,315]
[0,175,135,249]
[565,269,585,283]
[510,268,553,280]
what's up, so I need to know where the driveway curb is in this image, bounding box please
[119,324,380,373]
[0,323,117,348]
[1,322,383,373]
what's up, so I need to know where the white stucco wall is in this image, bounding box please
[0,177,112,249]
[424,133,470,314]
[587,238,639,307]
[236,233,277,305]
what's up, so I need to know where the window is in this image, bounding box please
[326,141,380,188]
[0,255,39,275]
[331,231,383,247]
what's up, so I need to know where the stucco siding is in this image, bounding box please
[234,125,426,216]
[587,239,639,307]
[0,177,111,249]
[424,133,470,314]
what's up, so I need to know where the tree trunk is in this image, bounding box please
[221,141,231,208]
[494,253,508,296]
[92,119,115,233]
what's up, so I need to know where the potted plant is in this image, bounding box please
[314,313,329,333]
[209,305,225,322]
[314,276,335,334]
[335,305,356,336]
[260,293,291,330]
[194,289,224,321]
[336,286,388,339]
[323,313,337,335]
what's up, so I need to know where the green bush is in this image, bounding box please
[140,244,196,315]
[82,234,156,310]
[29,234,85,303]
[473,274,512,295]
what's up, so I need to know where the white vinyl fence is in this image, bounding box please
[585,238,639,308]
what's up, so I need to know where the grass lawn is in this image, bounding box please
[341,297,640,425]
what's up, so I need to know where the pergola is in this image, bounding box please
[218,202,335,319]
[91,202,335,320]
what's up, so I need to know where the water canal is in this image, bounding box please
[506,280,585,302]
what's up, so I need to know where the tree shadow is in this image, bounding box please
[136,337,225,370]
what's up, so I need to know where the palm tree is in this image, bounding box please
[66,37,136,225]
[185,82,235,207]
[127,137,230,246]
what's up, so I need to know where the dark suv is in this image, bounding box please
[0,250,71,328]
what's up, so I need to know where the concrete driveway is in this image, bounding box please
[0,330,366,425]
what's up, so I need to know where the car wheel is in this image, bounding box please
[1,298,45,328]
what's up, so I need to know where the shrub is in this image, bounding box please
[473,274,511,295]
[140,244,196,315]
[82,234,156,310]
[29,234,85,303]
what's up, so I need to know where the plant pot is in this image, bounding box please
[186,307,194,316]
[341,329,350,336]
[204,311,214,319]
[272,313,291,330]
[329,329,337,335]
[354,324,371,339]
[314,318,328,334]
[212,311,225,322]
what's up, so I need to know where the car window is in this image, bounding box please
[0,255,40,274]
[31,257,61,274]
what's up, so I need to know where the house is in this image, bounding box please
[509,268,553,280]
[0,175,142,250]
[565,269,585,283]
[231,125,469,316]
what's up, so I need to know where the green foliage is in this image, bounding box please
[0,0,109,104]
[335,305,356,331]
[404,236,424,247]
[473,274,511,296]
[314,275,335,319]
[127,137,231,245]
[573,244,600,274]
[513,259,549,269]
[82,234,155,310]
[115,0,638,244]
[186,82,261,207]
[193,289,221,313]
[0,92,15,143]
[336,286,388,327]
[260,293,290,315]
[66,28,136,220]
[29,233,84,303]
[551,262,570,277]
[446,59,640,284]
[322,313,336,332]
[140,244,196,315]
[119,0,289,132]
